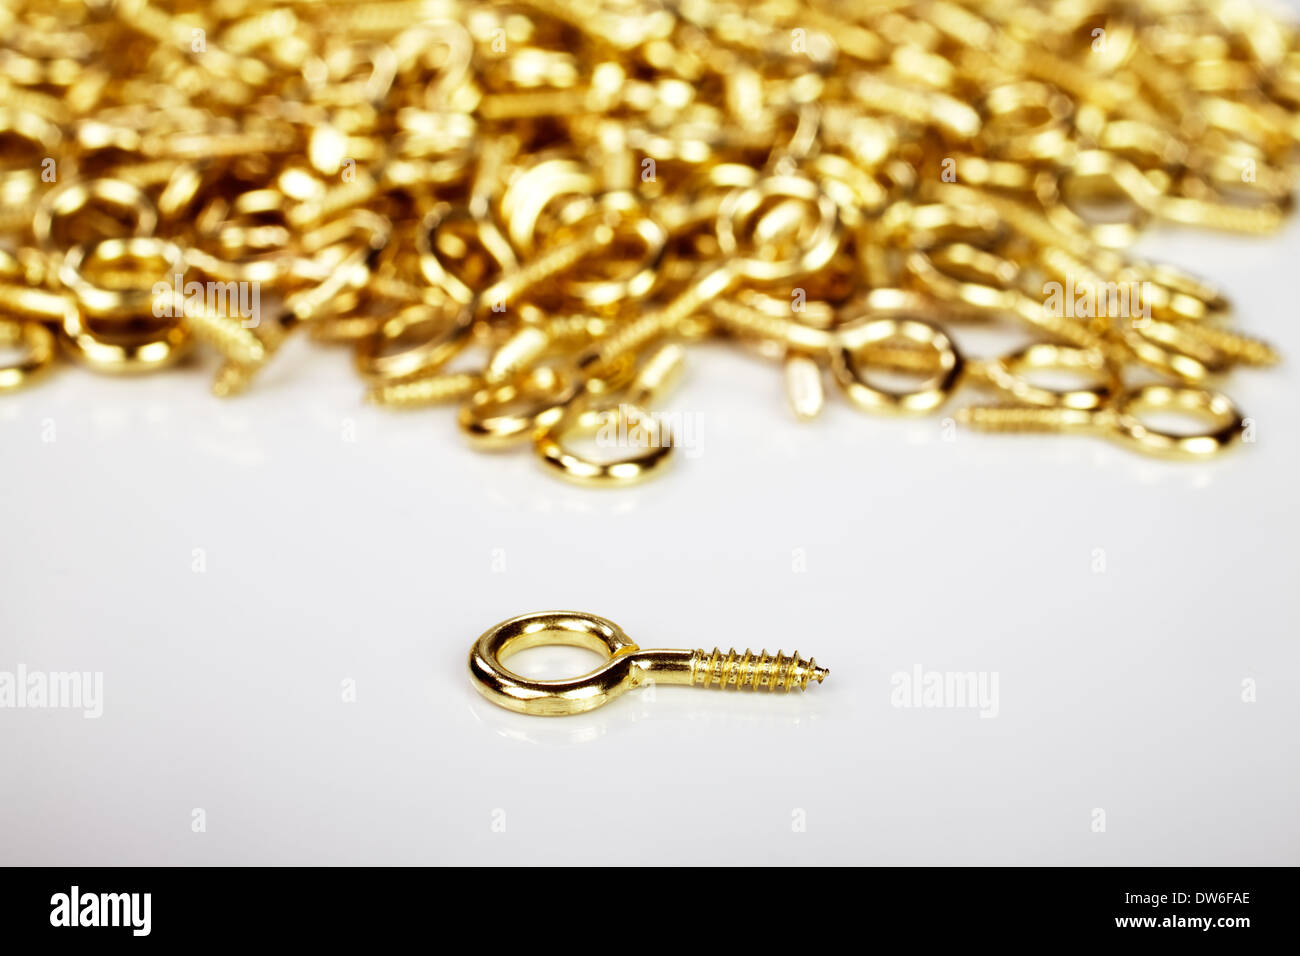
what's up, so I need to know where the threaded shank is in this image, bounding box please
[1181,324,1280,366]
[692,648,828,692]
[367,371,484,407]
[598,310,672,363]
[957,405,1085,432]
[1161,196,1286,234]
[485,327,550,384]
[1015,300,1104,349]
[185,309,270,366]
[544,314,609,347]
[482,226,611,308]
[709,298,834,351]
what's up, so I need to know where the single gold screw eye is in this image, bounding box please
[32,178,158,254]
[457,364,578,449]
[534,403,674,486]
[469,611,829,717]
[59,302,194,375]
[956,384,1244,459]
[973,343,1121,410]
[831,311,964,415]
[354,300,475,384]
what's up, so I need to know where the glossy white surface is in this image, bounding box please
[3,203,1299,866]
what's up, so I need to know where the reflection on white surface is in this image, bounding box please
[1,221,1298,865]
[466,685,825,748]
[482,481,648,516]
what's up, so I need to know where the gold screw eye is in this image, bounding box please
[716,176,843,281]
[60,304,193,375]
[831,313,964,416]
[1112,385,1243,460]
[534,402,674,486]
[957,384,1244,459]
[58,236,186,320]
[469,611,644,717]
[354,300,474,384]
[457,365,577,450]
[470,612,828,717]
[32,178,158,254]
[980,343,1121,411]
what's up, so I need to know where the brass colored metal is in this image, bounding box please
[31,178,157,254]
[59,237,186,320]
[0,319,57,392]
[708,298,837,352]
[1,0,1298,474]
[184,306,278,369]
[627,344,686,408]
[367,371,486,408]
[60,306,193,375]
[965,344,1122,411]
[784,354,826,421]
[864,340,1123,411]
[0,283,77,322]
[458,365,577,449]
[355,302,474,384]
[956,385,1244,459]
[1176,323,1281,367]
[535,403,674,486]
[484,327,551,386]
[832,302,965,415]
[469,611,828,716]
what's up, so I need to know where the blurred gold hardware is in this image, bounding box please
[906,246,1105,351]
[32,178,157,253]
[367,370,485,408]
[60,306,193,375]
[470,611,828,716]
[0,318,57,392]
[576,176,840,380]
[484,326,550,385]
[866,340,1123,411]
[965,344,1121,411]
[529,341,684,484]
[956,384,1244,459]
[1041,149,1290,246]
[534,402,674,486]
[458,364,577,449]
[1,0,1298,477]
[211,361,258,399]
[832,301,965,415]
[1176,322,1280,366]
[58,237,185,319]
[626,343,685,408]
[354,301,473,384]
[784,354,826,420]
[707,298,836,352]
[0,283,77,322]
[183,305,277,369]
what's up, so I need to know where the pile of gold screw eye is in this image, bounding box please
[2,0,1299,482]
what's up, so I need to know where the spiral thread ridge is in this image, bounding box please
[956,405,1080,432]
[367,371,484,407]
[184,307,270,366]
[693,648,828,692]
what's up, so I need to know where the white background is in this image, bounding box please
[3,214,1296,866]
[8,0,1300,852]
